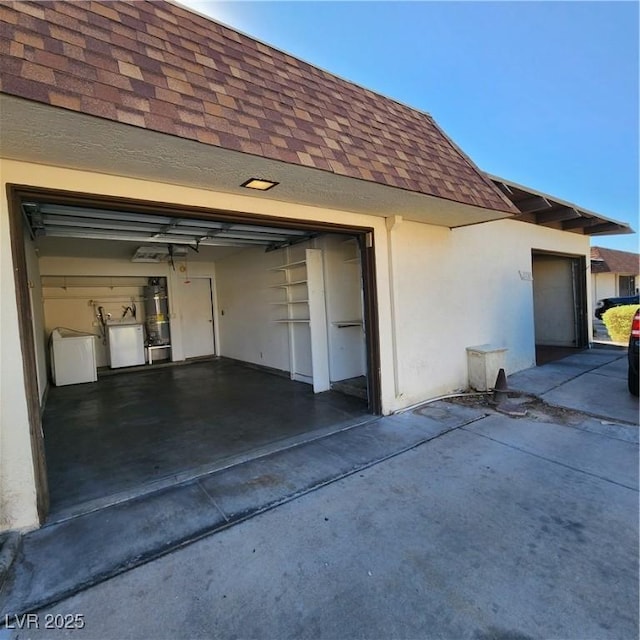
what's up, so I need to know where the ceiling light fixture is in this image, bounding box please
[241,178,279,191]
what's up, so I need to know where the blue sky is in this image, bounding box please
[181,0,639,253]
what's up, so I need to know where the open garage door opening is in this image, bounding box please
[10,187,381,523]
[532,251,588,365]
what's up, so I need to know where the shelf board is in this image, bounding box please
[332,320,363,328]
[270,300,309,305]
[269,280,308,288]
[274,319,310,323]
[270,260,307,270]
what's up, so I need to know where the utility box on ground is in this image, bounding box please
[466,344,507,391]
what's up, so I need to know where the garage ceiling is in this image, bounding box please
[22,201,314,253]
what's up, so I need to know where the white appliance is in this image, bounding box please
[50,329,97,386]
[107,323,145,368]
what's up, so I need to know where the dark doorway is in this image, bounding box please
[535,345,586,366]
[532,251,588,365]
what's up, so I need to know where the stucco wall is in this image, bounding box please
[385,217,591,408]
[0,187,39,530]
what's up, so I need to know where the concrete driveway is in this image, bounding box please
[509,345,638,424]
[3,382,637,640]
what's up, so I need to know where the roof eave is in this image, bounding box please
[487,174,634,237]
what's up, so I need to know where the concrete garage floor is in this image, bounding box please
[43,358,369,520]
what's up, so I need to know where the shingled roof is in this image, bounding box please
[0,0,515,214]
[591,247,640,275]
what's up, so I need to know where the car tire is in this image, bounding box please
[629,368,639,396]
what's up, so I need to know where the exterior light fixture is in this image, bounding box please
[241,178,279,191]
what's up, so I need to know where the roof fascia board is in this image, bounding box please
[487,173,633,235]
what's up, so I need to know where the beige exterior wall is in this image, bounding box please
[1,181,40,530]
[385,217,591,409]
[0,158,591,531]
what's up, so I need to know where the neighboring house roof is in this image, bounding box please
[591,247,640,274]
[489,175,634,237]
[0,0,515,214]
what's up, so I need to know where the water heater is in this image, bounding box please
[144,279,171,345]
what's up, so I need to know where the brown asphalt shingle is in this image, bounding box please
[591,247,640,275]
[0,0,515,213]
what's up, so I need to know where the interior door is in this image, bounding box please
[180,278,215,359]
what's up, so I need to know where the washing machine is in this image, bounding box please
[50,329,98,386]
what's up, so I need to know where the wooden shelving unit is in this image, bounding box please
[270,248,329,393]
